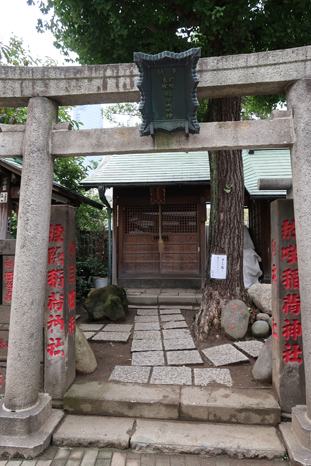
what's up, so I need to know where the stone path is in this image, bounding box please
[78,307,265,388]
[0,445,288,466]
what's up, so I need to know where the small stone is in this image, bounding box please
[256,313,270,322]
[132,351,165,366]
[251,320,270,338]
[166,350,203,365]
[221,300,249,340]
[109,365,151,383]
[150,367,192,385]
[248,284,272,315]
[84,284,128,321]
[252,335,272,383]
[75,326,97,374]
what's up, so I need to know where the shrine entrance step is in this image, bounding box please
[63,381,280,426]
[53,414,286,460]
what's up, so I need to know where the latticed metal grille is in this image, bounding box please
[124,204,197,234]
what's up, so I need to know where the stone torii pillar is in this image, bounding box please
[0,97,63,458]
[280,79,311,465]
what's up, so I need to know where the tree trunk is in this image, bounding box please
[194,96,249,341]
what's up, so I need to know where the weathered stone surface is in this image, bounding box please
[160,315,185,322]
[134,322,160,331]
[150,367,192,385]
[78,324,104,331]
[109,366,151,384]
[84,285,128,321]
[103,324,132,332]
[136,309,158,316]
[132,330,161,340]
[251,321,270,338]
[132,351,165,366]
[134,316,159,323]
[280,422,311,466]
[162,321,188,329]
[163,338,196,351]
[131,339,163,352]
[162,329,191,340]
[202,344,249,367]
[92,332,130,342]
[193,368,233,387]
[248,284,272,315]
[82,331,96,340]
[159,309,181,314]
[166,350,203,366]
[234,340,264,358]
[256,313,270,322]
[252,335,272,383]
[221,300,249,340]
[75,326,97,374]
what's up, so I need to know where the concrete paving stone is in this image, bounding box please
[83,331,97,340]
[109,366,151,384]
[160,290,179,296]
[202,344,249,367]
[103,324,133,332]
[134,322,160,331]
[160,315,185,322]
[6,462,22,466]
[132,351,165,366]
[233,340,264,358]
[136,309,158,316]
[163,338,195,351]
[50,460,67,466]
[78,324,104,331]
[162,321,188,329]
[131,418,285,458]
[94,459,110,466]
[128,295,158,305]
[54,450,71,460]
[53,416,133,449]
[125,459,140,466]
[194,368,233,387]
[171,457,186,466]
[0,462,8,466]
[21,461,38,466]
[155,458,170,466]
[92,332,130,342]
[140,454,156,466]
[37,447,59,460]
[158,296,197,305]
[80,450,99,466]
[69,450,85,460]
[97,451,113,459]
[150,366,192,385]
[34,463,52,466]
[166,350,203,365]
[162,329,191,340]
[133,330,161,340]
[159,309,181,314]
[64,460,80,466]
[131,339,163,352]
[134,316,159,323]
[185,458,201,466]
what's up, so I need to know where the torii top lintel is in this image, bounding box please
[1,46,311,107]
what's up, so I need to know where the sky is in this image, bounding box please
[0,0,75,64]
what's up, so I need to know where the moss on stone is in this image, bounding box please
[84,285,128,321]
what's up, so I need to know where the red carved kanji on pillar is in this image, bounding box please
[282,343,302,364]
[282,294,301,316]
[282,268,299,290]
[281,219,296,240]
[49,224,65,243]
[281,245,298,265]
[46,337,65,357]
[47,292,64,313]
[272,264,277,284]
[282,319,302,340]
[68,316,75,335]
[47,314,64,334]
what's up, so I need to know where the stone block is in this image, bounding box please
[280,422,311,466]
[92,332,130,342]
[75,326,97,375]
[109,366,151,384]
[159,309,181,314]
[136,309,158,316]
[193,368,232,387]
[163,338,195,351]
[202,344,249,367]
[132,331,161,340]
[162,329,191,340]
[162,321,188,329]
[134,316,159,323]
[150,367,192,385]
[221,300,249,340]
[166,350,203,365]
[78,324,104,332]
[233,340,264,358]
[103,324,132,332]
[131,339,163,352]
[160,315,185,322]
[132,351,165,366]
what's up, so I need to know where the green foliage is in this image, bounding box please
[54,157,90,192]
[102,103,141,127]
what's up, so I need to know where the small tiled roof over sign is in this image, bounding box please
[80,152,210,188]
[242,148,291,198]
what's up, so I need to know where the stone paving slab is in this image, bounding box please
[160,314,185,322]
[134,316,159,323]
[193,368,233,387]
[202,344,249,367]
[78,324,104,331]
[166,350,203,365]
[136,309,158,316]
[233,340,264,358]
[132,330,161,340]
[162,329,191,340]
[159,309,181,314]
[132,351,165,366]
[109,366,151,383]
[150,366,192,385]
[82,331,97,340]
[131,418,285,458]
[134,322,160,331]
[163,338,196,351]
[162,321,188,329]
[103,324,133,332]
[131,339,163,352]
[92,332,130,342]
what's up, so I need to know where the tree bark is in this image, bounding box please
[194,96,249,341]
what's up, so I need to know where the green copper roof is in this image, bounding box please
[81,149,292,198]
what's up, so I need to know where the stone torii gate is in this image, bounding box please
[1,46,311,462]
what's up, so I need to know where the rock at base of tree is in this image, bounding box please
[221,299,249,340]
[252,335,272,383]
[251,320,270,338]
[247,284,272,315]
[75,326,97,374]
[84,285,128,321]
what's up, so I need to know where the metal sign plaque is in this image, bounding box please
[134,48,201,136]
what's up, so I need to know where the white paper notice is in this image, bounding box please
[210,254,227,279]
